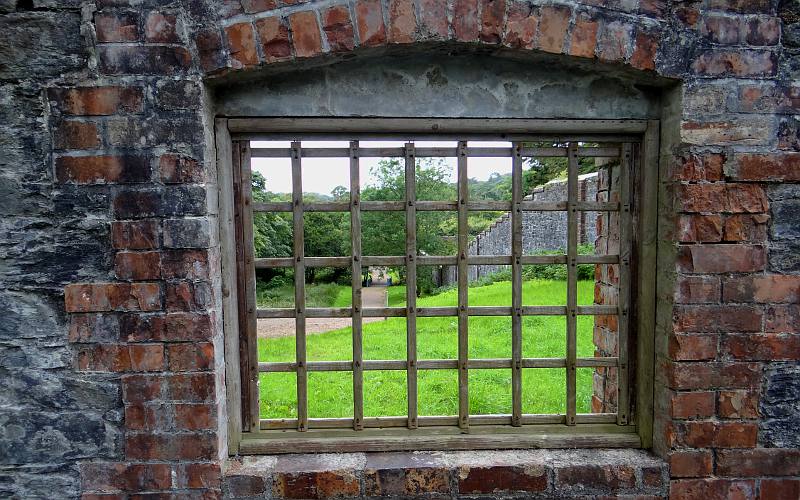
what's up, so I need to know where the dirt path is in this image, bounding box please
[257,286,389,339]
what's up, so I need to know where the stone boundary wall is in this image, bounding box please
[439,173,598,286]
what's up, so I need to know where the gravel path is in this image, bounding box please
[257,286,389,339]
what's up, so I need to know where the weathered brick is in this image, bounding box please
[177,462,221,489]
[670,479,756,499]
[555,464,636,491]
[145,11,179,43]
[49,86,143,116]
[114,251,161,280]
[95,11,139,42]
[675,275,720,304]
[664,360,762,390]
[120,313,166,342]
[677,184,768,213]
[322,5,355,52]
[722,214,769,241]
[670,391,716,419]
[746,16,780,45]
[167,342,214,371]
[718,389,759,418]
[53,120,101,150]
[365,466,449,496]
[228,475,268,497]
[289,11,323,58]
[128,343,165,371]
[81,462,172,492]
[701,15,741,44]
[65,283,162,313]
[675,420,758,448]
[160,249,209,280]
[479,0,505,44]
[255,16,291,62]
[760,479,800,500]
[630,30,658,70]
[729,153,800,181]
[681,118,774,145]
[125,433,217,460]
[166,281,213,312]
[597,20,631,62]
[275,470,361,499]
[765,304,800,333]
[56,155,151,184]
[692,49,777,77]
[355,0,387,46]
[418,0,448,38]
[679,244,766,274]
[458,464,547,493]
[537,5,570,53]
[669,333,718,361]
[225,22,258,68]
[570,14,598,59]
[196,28,227,73]
[670,152,724,182]
[669,450,713,478]
[738,84,800,114]
[98,46,192,75]
[674,304,763,332]
[723,275,800,303]
[677,214,723,242]
[722,333,800,361]
[452,0,479,41]
[112,220,159,250]
[159,154,204,184]
[241,0,277,13]
[716,449,800,476]
[503,2,537,49]
[388,0,415,43]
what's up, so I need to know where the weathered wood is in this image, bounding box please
[617,143,633,426]
[251,146,620,158]
[253,200,619,213]
[254,254,620,269]
[255,305,615,319]
[216,119,244,454]
[291,141,308,432]
[405,142,418,429]
[457,140,469,430]
[511,142,523,427]
[240,142,261,431]
[636,120,660,447]
[350,141,364,431]
[566,142,579,426]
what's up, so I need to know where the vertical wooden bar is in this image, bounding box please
[239,142,260,431]
[457,141,469,430]
[511,142,523,427]
[350,141,364,431]
[566,142,579,426]
[617,143,633,426]
[405,142,418,429]
[291,141,308,432]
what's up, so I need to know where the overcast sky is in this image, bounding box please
[251,140,513,195]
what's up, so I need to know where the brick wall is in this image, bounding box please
[2,0,799,498]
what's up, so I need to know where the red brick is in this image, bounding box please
[129,343,165,371]
[160,250,209,280]
[677,215,723,242]
[125,433,217,460]
[289,11,323,58]
[228,476,267,497]
[321,6,355,52]
[630,30,658,70]
[77,344,132,372]
[669,333,718,361]
[765,305,800,333]
[54,120,100,150]
[166,372,216,402]
[121,313,166,342]
[671,153,724,182]
[664,360,761,390]
[723,275,800,303]
[676,421,758,448]
[175,403,216,430]
[167,342,214,371]
[597,20,631,63]
[678,183,768,214]
[145,11,179,42]
[159,154,203,183]
[675,276,720,304]
[718,390,759,419]
[255,17,291,62]
[731,154,800,182]
[746,16,780,45]
[418,0,448,38]
[388,0,415,43]
[122,374,163,403]
[722,333,800,361]
[164,313,211,341]
[458,465,547,493]
[452,0,479,41]
[115,251,161,280]
[555,464,635,491]
[479,0,505,44]
[642,466,663,488]
[670,479,756,500]
[69,314,120,343]
[705,0,772,13]
[65,283,162,313]
[723,214,769,242]
[570,14,598,59]
[196,28,227,73]
[355,0,386,46]
[95,11,139,42]
[503,3,536,49]
[56,155,151,184]
[674,304,763,332]
[739,84,800,114]
[241,0,277,13]
[177,462,221,489]
[679,244,766,273]
[537,5,570,53]
[760,479,800,500]
[670,391,716,419]
[275,470,361,498]
[692,49,777,77]
[716,449,800,477]
[50,86,143,116]
[225,22,258,67]
[81,462,172,492]
[669,451,713,478]
[98,45,192,75]
[166,281,213,312]
[701,15,741,44]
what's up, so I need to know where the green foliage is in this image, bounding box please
[255,278,351,308]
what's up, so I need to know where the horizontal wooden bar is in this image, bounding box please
[258,357,618,373]
[254,254,620,268]
[251,146,621,159]
[256,305,617,318]
[252,200,620,213]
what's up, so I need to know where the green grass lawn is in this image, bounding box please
[258,279,598,419]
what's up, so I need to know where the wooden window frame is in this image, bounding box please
[215,118,659,455]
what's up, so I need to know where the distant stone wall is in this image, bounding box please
[440,173,598,286]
